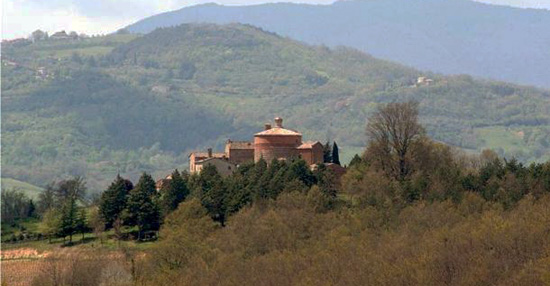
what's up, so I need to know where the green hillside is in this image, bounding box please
[125,0,550,89]
[1,178,44,199]
[2,24,550,192]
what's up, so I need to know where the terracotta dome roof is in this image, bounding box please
[255,117,301,136]
[254,127,302,136]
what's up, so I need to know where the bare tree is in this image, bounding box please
[366,101,425,181]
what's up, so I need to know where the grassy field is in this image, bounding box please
[1,225,155,285]
[1,215,155,250]
[1,178,44,199]
[475,126,550,162]
[2,258,46,286]
[37,46,115,58]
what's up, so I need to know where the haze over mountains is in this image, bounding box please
[126,0,550,88]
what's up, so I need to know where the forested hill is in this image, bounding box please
[125,0,550,88]
[2,23,550,192]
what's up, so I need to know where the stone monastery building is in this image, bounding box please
[189,117,323,176]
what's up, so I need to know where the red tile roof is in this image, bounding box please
[189,152,227,158]
[227,141,254,149]
[254,127,301,136]
[297,141,322,149]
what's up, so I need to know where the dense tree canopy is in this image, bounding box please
[99,175,133,228]
[126,173,161,238]
[4,99,550,285]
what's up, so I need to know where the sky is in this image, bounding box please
[2,0,550,40]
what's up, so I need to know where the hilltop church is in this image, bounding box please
[189,117,324,176]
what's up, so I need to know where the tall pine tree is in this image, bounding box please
[57,177,87,244]
[126,173,160,240]
[75,208,88,241]
[160,169,190,217]
[195,165,227,225]
[99,175,133,228]
[269,160,290,197]
[332,141,341,165]
[288,159,316,188]
[59,197,78,244]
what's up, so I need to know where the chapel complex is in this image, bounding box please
[189,117,324,176]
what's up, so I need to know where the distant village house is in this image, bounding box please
[416,76,434,86]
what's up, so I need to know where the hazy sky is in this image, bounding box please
[2,0,549,39]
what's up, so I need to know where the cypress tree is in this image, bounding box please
[323,141,332,163]
[332,141,341,165]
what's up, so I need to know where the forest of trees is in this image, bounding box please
[3,101,548,285]
[2,156,338,246]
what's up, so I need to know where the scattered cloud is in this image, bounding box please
[474,0,550,9]
[2,0,548,40]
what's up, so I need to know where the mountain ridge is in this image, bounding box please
[125,0,550,89]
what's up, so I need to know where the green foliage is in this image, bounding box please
[75,208,88,238]
[192,165,227,225]
[332,141,340,165]
[125,0,550,89]
[1,178,43,199]
[313,164,338,200]
[27,199,36,218]
[323,141,332,163]
[99,175,133,228]
[185,157,329,227]
[142,188,550,285]
[287,159,316,188]
[59,197,79,243]
[39,209,61,242]
[178,61,196,80]
[152,198,217,273]
[126,173,160,238]
[1,189,35,224]
[348,154,363,168]
[159,169,190,216]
